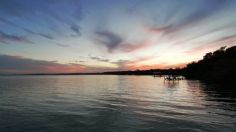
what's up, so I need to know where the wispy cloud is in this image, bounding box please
[56,43,70,48]
[0,31,33,44]
[95,30,122,52]
[0,0,83,40]
[94,30,152,53]
[147,0,230,34]
[210,34,236,44]
[0,17,55,40]
[0,54,124,74]
[121,40,152,52]
[184,34,236,56]
[111,57,155,70]
[70,24,81,36]
[0,54,86,74]
[89,56,110,63]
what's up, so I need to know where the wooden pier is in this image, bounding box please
[153,72,184,81]
[163,75,184,81]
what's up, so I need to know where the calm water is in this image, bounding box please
[0,75,236,132]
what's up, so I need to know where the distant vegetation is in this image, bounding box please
[183,46,236,83]
[102,69,182,75]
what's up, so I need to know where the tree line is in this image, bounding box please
[183,45,236,83]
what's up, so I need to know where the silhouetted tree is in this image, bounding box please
[183,45,236,83]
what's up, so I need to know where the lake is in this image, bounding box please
[0,75,236,132]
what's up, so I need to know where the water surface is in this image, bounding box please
[0,75,236,132]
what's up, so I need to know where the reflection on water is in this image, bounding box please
[0,75,236,132]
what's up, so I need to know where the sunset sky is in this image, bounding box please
[0,0,236,74]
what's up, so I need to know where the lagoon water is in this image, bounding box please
[0,75,236,132]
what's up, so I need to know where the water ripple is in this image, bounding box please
[0,75,236,132]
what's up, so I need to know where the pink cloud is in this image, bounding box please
[120,40,152,52]
[0,54,87,74]
[142,24,172,34]
[183,35,236,56]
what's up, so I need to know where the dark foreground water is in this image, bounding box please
[0,75,236,132]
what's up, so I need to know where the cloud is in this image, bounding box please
[0,17,55,40]
[70,24,81,36]
[143,25,173,34]
[131,63,187,70]
[183,35,236,55]
[0,54,121,74]
[165,0,230,33]
[0,53,188,74]
[111,57,154,70]
[94,30,152,53]
[95,30,122,52]
[75,60,85,63]
[121,40,152,52]
[0,54,86,74]
[56,43,70,48]
[144,0,232,36]
[110,56,186,70]
[38,0,83,36]
[0,0,83,39]
[112,57,187,70]
[37,33,54,40]
[89,56,110,63]
[211,34,236,44]
[0,31,33,44]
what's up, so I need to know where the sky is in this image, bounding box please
[0,0,236,74]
